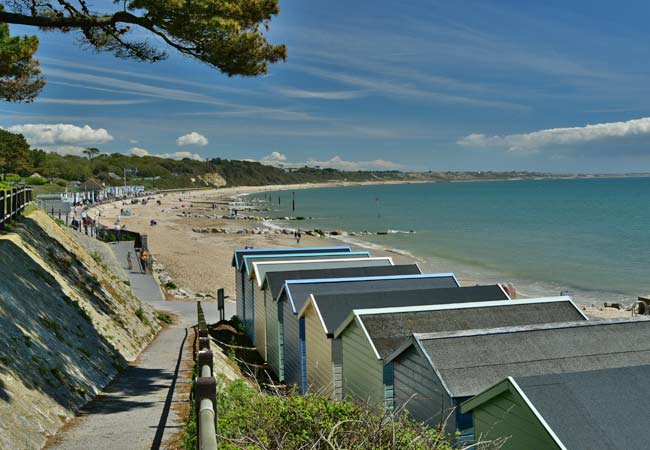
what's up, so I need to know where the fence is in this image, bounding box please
[1,187,33,228]
[195,301,218,450]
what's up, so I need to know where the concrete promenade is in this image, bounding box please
[47,242,233,450]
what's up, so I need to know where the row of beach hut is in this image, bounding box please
[231,245,650,449]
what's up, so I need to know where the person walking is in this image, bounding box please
[296,229,301,244]
[139,248,149,273]
[127,251,133,271]
[114,223,121,243]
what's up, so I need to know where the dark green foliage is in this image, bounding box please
[0,129,32,176]
[0,5,45,102]
[212,380,455,450]
[156,312,173,324]
[0,131,405,188]
[1,0,285,81]
[164,281,177,290]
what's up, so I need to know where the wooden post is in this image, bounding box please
[217,288,225,322]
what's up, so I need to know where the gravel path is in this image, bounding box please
[47,241,233,450]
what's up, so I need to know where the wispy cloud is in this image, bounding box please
[296,65,526,110]
[457,117,650,152]
[35,98,151,106]
[40,57,254,96]
[254,151,405,171]
[43,68,328,123]
[276,87,367,100]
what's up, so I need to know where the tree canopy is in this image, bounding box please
[0,0,286,79]
[0,129,32,176]
[0,5,44,102]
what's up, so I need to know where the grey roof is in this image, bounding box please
[283,274,461,314]
[231,246,350,270]
[310,285,508,335]
[411,317,650,398]
[514,365,650,450]
[266,264,421,299]
[360,299,585,359]
[254,257,394,287]
[243,252,369,276]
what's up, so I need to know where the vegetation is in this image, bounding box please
[0,129,406,188]
[156,312,173,324]
[181,378,472,450]
[0,5,44,102]
[0,128,568,191]
[0,0,286,101]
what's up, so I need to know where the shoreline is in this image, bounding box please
[88,181,632,320]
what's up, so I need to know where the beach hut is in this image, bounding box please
[334,296,586,408]
[276,273,463,392]
[250,257,395,361]
[231,246,351,322]
[263,264,423,381]
[300,285,511,400]
[241,251,370,343]
[461,365,650,450]
[385,317,650,438]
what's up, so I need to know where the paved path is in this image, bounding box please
[48,241,234,450]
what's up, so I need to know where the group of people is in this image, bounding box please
[127,248,150,273]
[70,210,97,237]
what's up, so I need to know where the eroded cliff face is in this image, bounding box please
[0,211,160,450]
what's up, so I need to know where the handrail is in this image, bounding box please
[0,187,33,228]
[195,301,217,450]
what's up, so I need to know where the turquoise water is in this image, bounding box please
[250,178,650,304]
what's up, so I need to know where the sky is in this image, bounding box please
[4,0,650,173]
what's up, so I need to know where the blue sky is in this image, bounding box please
[4,0,650,172]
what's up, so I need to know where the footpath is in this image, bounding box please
[47,241,233,450]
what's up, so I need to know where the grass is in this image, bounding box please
[89,251,103,265]
[157,312,173,324]
[135,306,151,326]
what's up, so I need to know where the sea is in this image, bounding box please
[248,177,650,305]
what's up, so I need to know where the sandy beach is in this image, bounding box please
[89,183,629,319]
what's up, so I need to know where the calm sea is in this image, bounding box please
[249,178,650,305]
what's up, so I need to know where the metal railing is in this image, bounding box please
[195,301,217,450]
[1,187,33,228]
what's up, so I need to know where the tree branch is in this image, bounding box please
[0,10,195,54]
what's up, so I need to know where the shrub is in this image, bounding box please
[157,312,173,324]
[135,307,150,326]
[164,281,177,290]
[90,251,103,265]
[213,380,457,450]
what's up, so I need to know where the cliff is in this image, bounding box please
[0,210,160,450]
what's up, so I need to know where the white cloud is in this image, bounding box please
[176,131,208,147]
[261,151,288,163]
[36,98,150,105]
[255,152,404,171]
[457,117,650,152]
[277,87,366,100]
[128,147,150,157]
[40,145,88,156]
[128,147,203,161]
[129,139,139,144]
[5,123,113,146]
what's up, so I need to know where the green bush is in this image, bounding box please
[157,312,173,324]
[213,380,456,450]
